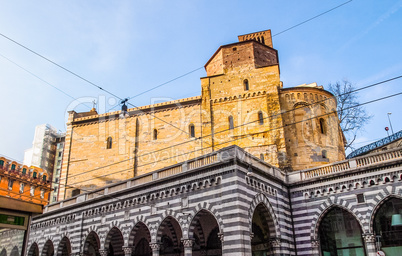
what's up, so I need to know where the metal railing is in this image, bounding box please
[347,129,402,159]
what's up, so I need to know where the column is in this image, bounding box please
[149,243,160,256]
[269,238,281,256]
[122,246,134,256]
[98,249,108,256]
[362,233,377,256]
[311,239,320,256]
[182,239,193,256]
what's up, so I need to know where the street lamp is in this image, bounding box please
[387,113,394,135]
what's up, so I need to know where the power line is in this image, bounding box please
[0,52,92,109]
[65,90,402,187]
[60,74,402,182]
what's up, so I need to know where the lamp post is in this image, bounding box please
[387,113,394,135]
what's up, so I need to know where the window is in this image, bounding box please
[19,183,25,193]
[319,118,326,134]
[106,137,112,149]
[261,37,265,44]
[30,186,35,196]
[260,154,264,161]
[356,194,365,203]
[189,124,195,138]
[72,189,80,197]
[43,175,47,181]
[33,172,37,178]
[58,152,62,157]
[228,116,234,130]
[57,160,61,166]
[0,160,4,167]
[11,164,16,170]
[322,150,327,158]
[8,179,14,190]
[153,129,158,140]
[55,178,59,183]
[22,168,27,175]
[258,111,264,125]
[243,79,249,91]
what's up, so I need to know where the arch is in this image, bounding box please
[0,248,6,256]
[56,237,71,256]
[371,195,402,253]
[156,216,183,255]
[83,231,100,256]
[228,116,234,130]
[41,240,54,256]
[188,209,222,254]
[28,243,39,256]
[311,201,365,241]
[243,79,249,91]
[189,123,195,138]
[318,206,365,254]
[369,194,402,233]
[104,227,124,256]
[128,221,152,256]
[319,118,326,134]
[106,137,112,149]
[248,193,280,238]
[10,247,18,256]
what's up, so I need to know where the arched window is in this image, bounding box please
[106,137,112,149]
[258,111,264,125]
[243,79,249,91]
[189,124,195,138]
[11,164,16,170]
[22,168,26,175]
[319,118,326,134]
[153,129,158,140]
[319,207,365,255]
[0,160,3,167]
[261,37,265,45]
[322,150,327,158]
[33,172,37,178]
[43,175,47,181]
[228,116,234,130]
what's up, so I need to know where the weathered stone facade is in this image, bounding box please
[58,30,345,200]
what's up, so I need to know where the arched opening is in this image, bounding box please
[319,207,365,255]
[189,124,195,138]
[251,203,277,255]
[157,216,183,255]
[258,111,264,125]
[228,116,234,130]
[189,209,222,255]
[42,240,55,256]
[10,247,18,256]
[244,79,249,91]
[319,118,326,134]
[129,222,152,256]
[105,227,124,256]
[153,129,158,140]
[28,243,39,256]
[57,237,71,256]
[83,231,100,256]
[373,197,402,255]
[106,137,112,149]
[261,37,265,45]
[0,248,6,256]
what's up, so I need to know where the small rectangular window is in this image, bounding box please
[357,193,365,203]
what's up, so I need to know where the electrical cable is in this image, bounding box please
[59,74,402,182]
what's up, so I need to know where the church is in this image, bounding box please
[2,29,401,256]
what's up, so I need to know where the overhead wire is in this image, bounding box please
[58,74,402,182]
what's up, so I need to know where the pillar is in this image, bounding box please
[311,239,320,256]
[182,239,193,256]
[149,243,160,256]
[362,233,377,256]
[122,246,134,256]
[98,249,108,256]
[269,238,281,256]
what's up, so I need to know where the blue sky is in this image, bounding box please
[0,0,401,161]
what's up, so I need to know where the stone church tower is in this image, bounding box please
[58,29,345,200]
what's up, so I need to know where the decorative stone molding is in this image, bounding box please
[362,233,376,243]
[311,239,320,248]
[218,233,224,243]
[98,249,108,256]
[269,238,281,248]
[182,239,194,248]
[149,243,160,251]
[122,246,134,255]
